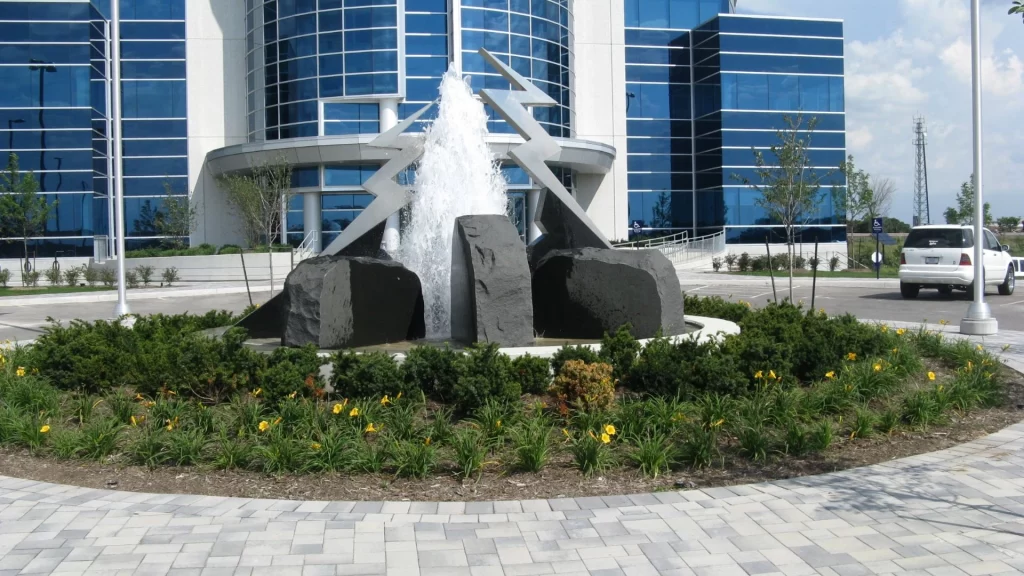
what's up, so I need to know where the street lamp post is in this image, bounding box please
[961,0,998,336]
[7,118,24,153]
[28,59,56,178]
[110,1,130,316]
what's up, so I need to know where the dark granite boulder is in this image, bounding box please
[281,255,424,348]
[450,215,534,347]
[532,248,685,339]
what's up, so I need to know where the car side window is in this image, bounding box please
[984,230,1000,251]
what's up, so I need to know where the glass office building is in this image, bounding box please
[0,0,846,257]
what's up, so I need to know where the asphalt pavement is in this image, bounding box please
[678,272,1024,331]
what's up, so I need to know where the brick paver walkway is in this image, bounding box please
[3,327,1024,576]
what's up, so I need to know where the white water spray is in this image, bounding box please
[399,66,509,338]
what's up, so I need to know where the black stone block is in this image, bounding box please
[532,248,685,339]
[450,215,534,347]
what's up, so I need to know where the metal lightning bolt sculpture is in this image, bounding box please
[320,47,610,256]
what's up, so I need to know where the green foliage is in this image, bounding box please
[809,420,835,452]
[161,267,180,285]
[450,344,520,414]
[62,266,82,287]
[100,268,115,288]
[392,438,437,478]
[259,345,323,402]
[136,265,155,286]
[902,391,941,430]
[348,438,388,473]
[401,345,460,402]
[628,335,746,399]
[509,417,551,473]
[24,270,40,287]
[550,345,600,376]
[678,424,719,468]
[628,432,675,478]
[511,354,551,396]
[682,295,751,323]
[550,360,615,411]
[599,325,641,380]
[0,269,10,287]
[331,351,405,400]
[451,427,488,479]
[782,421,810,456]
[125,270,140,289]
[567,431,614,477]
[1,154,55,262]
[851,409,876,440]
[78,418,123,459]
[83,266,99,286]
[736,421,772,462]
[44,267,62,286]
[737,252,751,272]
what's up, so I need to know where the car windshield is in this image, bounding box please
[905,228,971,249]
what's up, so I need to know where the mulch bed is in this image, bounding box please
[2,365,1023,503]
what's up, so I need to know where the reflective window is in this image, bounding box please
[324,164,378,187]
[123,176,188,196]
[119,0,186,20]
[718,16,843,38]
[719,34,844,56]
[122,139,187,157]
[121,81,187,117]
[120,41,186,60]
[291,167,319,187]
[721,53,844,75]
[324,102,380,135]
[123,157,188,177]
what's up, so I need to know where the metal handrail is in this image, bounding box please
[612,230,688,249]
[615,230,727,266]
[295,230,320,262]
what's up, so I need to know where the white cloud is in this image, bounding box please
[939,39,1024,96]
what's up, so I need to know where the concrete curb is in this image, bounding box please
[678,273,900,290]
[0,283,283,307]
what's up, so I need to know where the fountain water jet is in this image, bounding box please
[399,66,510,338]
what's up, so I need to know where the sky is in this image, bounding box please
[736,0,1023,225]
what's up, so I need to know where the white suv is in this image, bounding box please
[898,225,1015,299]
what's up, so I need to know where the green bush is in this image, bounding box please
[599,324,640,380]
[550,345,600,376]
[450,343,520,414]
[511,354,551,395]
[83,266,99,286]
[100,268,115,287]
[331,351,405,399]
[550,360,615,411]
[683,295,751,323]
[626,336,746,399]
[401,345,461,402]
[218,244,242,255]
[44,267,62,286]
[0,269,10,287]
[258,344,324,403]
[62,266,82,287]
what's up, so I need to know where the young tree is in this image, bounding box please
[217,156,293,295]
[943,176,992,226]
[834,155,873,260]
[0,153,56,271]
[997,216,1021,234]
[156,182,197,249]
[735,115,833,301]
[650,191,672,230]
[866,176,895,219]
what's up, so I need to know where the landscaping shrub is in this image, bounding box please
[723,253,738,271]
[599,324,641,380]
[401,345,461,402]
[218,245,242,255]
[100,268,115,287]
[511,354,551,395]
[550,360,615,411]
[84,266,99,286]
[0,269,10,287]
[450,343,520,414]
[829,255,841,272]
[682,295,751,323]
[331,351,405,399]
[125,270,140,289]
[712,257,723,271]
[44,267,62,286]
[737,252,751,272]
[627,336,746,399]
[136,265,155,286]
[550,344,600,376]
[24,270,40,287]
[62,266,82,287]
[162,267,180,286]
[258,344,324,402]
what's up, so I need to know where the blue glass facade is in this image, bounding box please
[625,1,847,244]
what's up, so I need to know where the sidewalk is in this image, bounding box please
[0,281,284,307]
[678,270,901,290]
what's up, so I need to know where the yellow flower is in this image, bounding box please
[892,348,899,354]
[496,420,502,429]
[311,442,321,450]
[250,388,262,397]
[165,419,175,431]
[938,385,944,392]
[365,422,378,433]
[396,392,402,400]
[604,424,616,436]
[16,367,25,377]
[825,371,836,380]
[258,420,270,432]
[333,403,343,415]
[928,372,936,381]
[844,384,853,392]
[874,363,882,373]
[135,393,144,401]
[976,344,984,351]
[600,433,611,444]
[846,353,857,361]
[768,370,776,381]
[754,370,763,379]
[39,425,50,433]
[349,407,360,417]
[711,418,725,428]
[940,319,949,326]
[424,437,431,446]
[967,361,974,371]
[273,416,282,425]
[288,391,297,399]
[896,328,907,336]
[881,325,889,333]
[130,415,138,427]
[380,395,391,406]
[562,428,570,437]
[143,400,155,408]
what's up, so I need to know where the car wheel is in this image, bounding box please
[900,282,920,299]
[999,266,1015,295]
[938,285,954,295]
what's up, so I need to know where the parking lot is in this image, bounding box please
[679,276,1024,331]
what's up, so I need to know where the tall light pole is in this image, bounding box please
[7,118,24,152]
[110,1,130,316]
[961,0,997,336]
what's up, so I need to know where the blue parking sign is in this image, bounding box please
[872,217,883,234]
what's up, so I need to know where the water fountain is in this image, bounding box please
[399,67,510,338]
[237,48,687,351]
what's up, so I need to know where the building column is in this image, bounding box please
[526,188,543,243]
[303,191,322,253]
[379,98,401,254]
